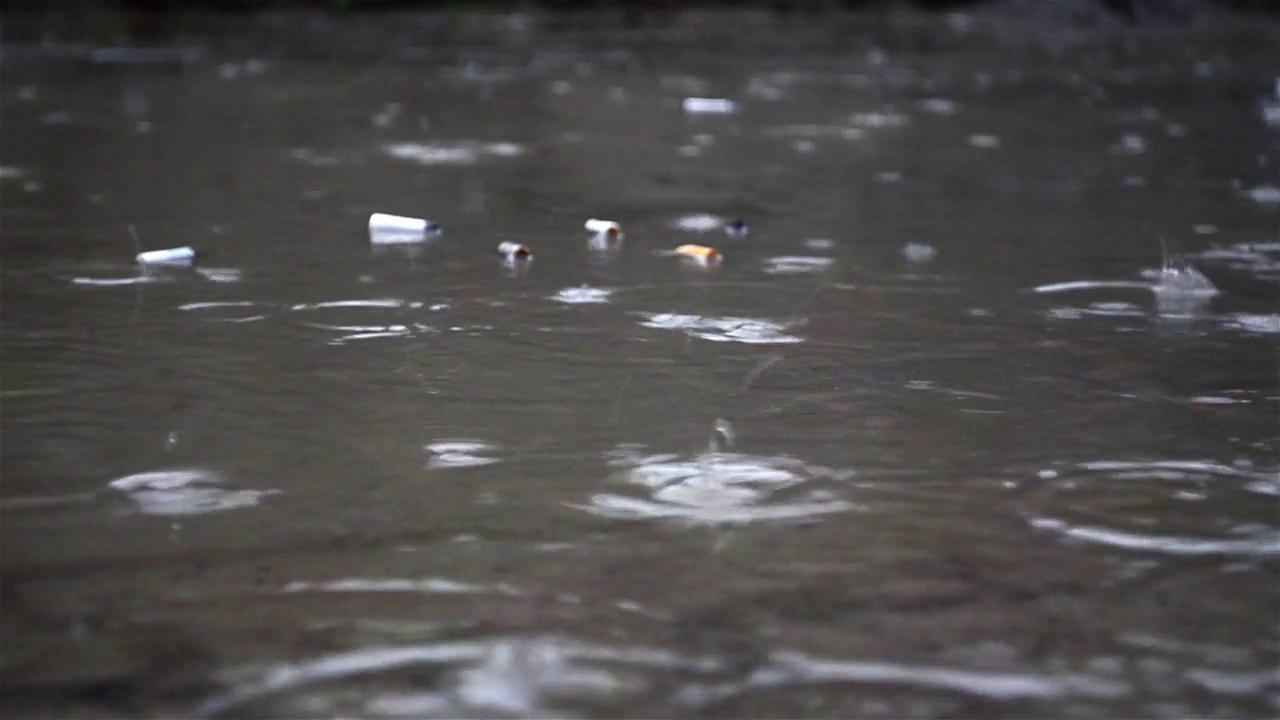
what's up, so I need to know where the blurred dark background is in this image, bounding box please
[2,0,1277,35]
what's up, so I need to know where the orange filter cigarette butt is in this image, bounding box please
[674,244,722,264]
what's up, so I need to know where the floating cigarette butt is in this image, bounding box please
[136,246,196,266]
[368,212,441,244]
[675,244,722,264]
[497,241,532,260]
[682,97,738,115]
[584,218,622,240]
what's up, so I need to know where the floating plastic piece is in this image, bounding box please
[585,218,622,240]
[675,244,722,264]
[902,242,937,263]
[682,97,738,115]
[497,241,532,260]
[369,212,440,244]
[136,246,195,266]
[725,219,748,237]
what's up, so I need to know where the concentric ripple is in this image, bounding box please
[637,312,803,344]
[1024,460,1280,558]
[573,443,858,525]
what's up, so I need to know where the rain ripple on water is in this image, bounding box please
[196,635,1135,719]
[1024,460,1280,558]
[573,443,859,525]
[109,469,279,516]
[637,313,803,344]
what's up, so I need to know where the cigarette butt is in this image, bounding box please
[584,218,622,239]
[136,246,196,266]
[682,97,738,114]
[675,244,722,264]
[497,241,532,260]
[369,212,440,244]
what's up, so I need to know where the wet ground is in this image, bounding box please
[1,8,1278,719]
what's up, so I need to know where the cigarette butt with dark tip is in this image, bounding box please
[497,241,532,260]
[674,244,722,264]
[585,218,622,241]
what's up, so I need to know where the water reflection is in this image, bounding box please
[199,636,721,719]
[178,300,268,323]
[425,440,502,469]
[637,313,803,344]
[384,141,526,166]
[198,634,1141,719]
[110,469,278,516]
[550,286,612,305]
[761,256,834,275]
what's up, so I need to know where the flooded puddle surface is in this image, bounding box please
[2,7,1278,719]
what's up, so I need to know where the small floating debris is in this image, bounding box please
[671,213,723,233]
[674,244,722,265]
[1243,184,1280,205]
[682,97,737,115]
[917,98,958,115]
[497,241,532,261]
[136,246,195,267]
[585,218,622,240]
[369,212,441,244]
[902,242,937,263]
[725,219,748,237]
[968,134,1001,149]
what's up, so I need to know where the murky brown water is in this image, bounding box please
[2,8,1278,718]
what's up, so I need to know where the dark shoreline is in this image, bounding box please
[1,0,1274,51]
[4,0,1278,21]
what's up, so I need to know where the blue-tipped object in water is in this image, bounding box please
[725,219,748,237]
[368,212,441,244]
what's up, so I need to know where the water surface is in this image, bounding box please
[2,8,1278,719]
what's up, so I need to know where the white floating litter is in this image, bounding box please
[497,241,532,261]
[585,218,622,239]
[136,246,195,266]
[682,97,738,115]
[368,212,440,244]
[902,242,937,263]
